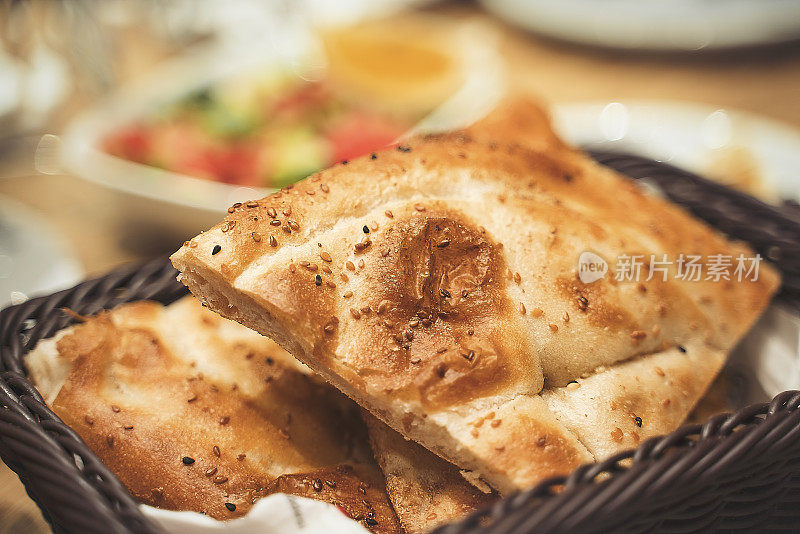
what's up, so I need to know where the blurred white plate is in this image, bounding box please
[481,0,800,51]
[59,22,503,216]
[552,100,800,202]
[0,197,83,307]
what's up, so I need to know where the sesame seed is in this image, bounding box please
[270,219,281,226]
[655,367,665,376]
[288,220,300,231]
[212,245,221,255]
[213,476,228,484]
[440,289,451,298]
[437,240,450,248]
[490,419,501,428]
[219,416,230,425]
[414,204,426,212]
[350,308,361,319]
[358,259,365,269]
[577,296,589,311]
[267,207,277,218]
[549,323,559,332]
[252,232,261,242]
[283,207,292,216]
[106,435,114,447]
[365,518,378,527]
[225,503,236,512]
[537,436,547,447]
[563,312,570,323]
[320,251,332,262]
[269,235,278,247]
[246,201,259,208]
[611,427,623,442]
[343,291,353,298]
[111,405,120,413]
[385,210,393,218]
[326,281,336,288]
[312,479,323,491]
[213,445,221,457]
[567,380,580,390]
[320,184,329,193]
[182,456,195,465]
[631,330,646,341]
[346,261,355,271]
[531,308,544,317]
[518,302,526,315]
[84,415,94,426]
[237,454,246,461]
[205,467,217,477]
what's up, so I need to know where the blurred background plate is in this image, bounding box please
[553,100,800,203]
[481,0,800,51]
[0,196,82,307]
[59,17,503,215]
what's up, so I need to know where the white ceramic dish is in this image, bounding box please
[59,23,504,216]
[481,0,800,51]
[552,100,800,202]
[0,196,83,306]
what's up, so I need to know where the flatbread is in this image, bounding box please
[25,297,400,532]
[171,98,779,493]
[363,413,496,533]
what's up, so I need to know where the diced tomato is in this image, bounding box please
[177,145,259,186]
[104,124,152,163]
[326,113,408,164]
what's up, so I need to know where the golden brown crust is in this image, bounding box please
[364,413,497,534]
[26,298,399,532]
[171,97,779,493]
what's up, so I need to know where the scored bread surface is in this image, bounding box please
[171,98,779,494]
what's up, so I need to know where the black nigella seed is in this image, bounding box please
[182,456,195,465]
[225,502,236,512]
[212,245,221,255]
[370,153,377,160]
[634,416,643,427]
[341,160,349,165]
[397,145,411,153]
[677,346,687,353]
[363,225,370,234]
[365,518,378,526]
[315,274,322,286]
[266,357,274,366]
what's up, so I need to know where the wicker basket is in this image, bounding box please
[0,154,798,534]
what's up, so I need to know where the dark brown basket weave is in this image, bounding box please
[0,153,798,534]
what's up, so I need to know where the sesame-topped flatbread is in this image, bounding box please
[363,412,497,533]
[171,98,779,494]
[25,296,400,532]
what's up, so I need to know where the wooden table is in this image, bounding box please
[1,4,798,532]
